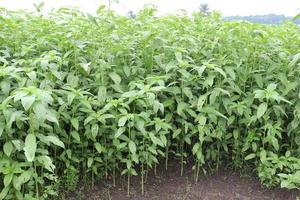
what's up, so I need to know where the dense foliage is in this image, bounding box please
[0,6,300,199]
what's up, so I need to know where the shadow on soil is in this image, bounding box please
[67,161,300,200]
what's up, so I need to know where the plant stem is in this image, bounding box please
[196,162,200,182]
[92,171,94,188]
[180,143,184,176]
[34,162,39,199]
[113,162,116,187]
[127,174,130,197]
[141,163,144,195]
[165,138,169,170]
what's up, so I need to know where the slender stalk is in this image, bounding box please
[105,136,108,179]
[127,126,131,197]
[196,162,200,182]
[92,171,94,188]
[141,163,144,195]
[180,143,184,176]
[216,145,220,171]
[165,136,169,170]
[127,174,130,196]
[142,137,145,195]
[34,162,39,199]
[113,161,116,187]
[145,165,149,183]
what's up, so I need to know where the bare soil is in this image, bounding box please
[68,161,300,200]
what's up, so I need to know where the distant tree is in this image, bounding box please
[127,11,136,19]
[224,14,300,25]
[108,0,119,11]
[199,3,210,15]
[33,2,44,12]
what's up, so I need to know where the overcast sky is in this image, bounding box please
[0,0,299,16]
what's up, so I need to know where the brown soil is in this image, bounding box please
[68,161,300,200]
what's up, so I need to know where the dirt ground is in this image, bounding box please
[68,161,300,200]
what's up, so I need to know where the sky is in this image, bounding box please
[0,0,299,17]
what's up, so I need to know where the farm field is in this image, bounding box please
[0,5,300,200]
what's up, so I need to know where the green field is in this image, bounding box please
[0,6,300,199]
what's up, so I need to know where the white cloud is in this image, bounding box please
[0,0,299,16]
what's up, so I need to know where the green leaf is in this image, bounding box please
[24,134,36,162]
[197,95,206,110]
[4,173,13,187]
[0,125,3,137]
[71,118,79,131]
[0,81,10,94]
[131,153,139,164]
[91,124,99,138]
[67,93,76,105]
[254,90,264,99]
[172,129,181,139]
[289,53,300,67]
[45,111,59,125]
[177,102,187,116]
[183,87,193,99]
[267,83,277,91]
[0,56,8,64]
[160,134,167,146]
[115,127,125,138]
[123,65,131,76]
[122,90,139,98]
[149,132,164,147]
[175,52,182,62]
[197,65,206,76]
[11,140,22,151]
[87,157,94,168]
[109,72,121,84]
[84,116,94,125]
[254,75,263,88]
[128,141,136,154]
[3,142,13,157]
[118,116,127,127]
[27,71,36,81]
[192,143,200,155]
[153,100,160,113]
[214,67,226,78]
[13,91,28,102]
[0,186,10,200]
[94,142,103,154]
[87,13,98,26]
[271,136,279,151]
[13,171,31,191]
[81,62,91,73]
[71,131,80,142]
[21,96,35,111]
[46,136,65,148]
[198,115,206,126]
[184,136,191,144]
[225,67,235,80]
[37,156,55,172]
[33,103,47,121]
[245,153,256,160]
[257,102,268,119]
[201,106,228,120]
[260,150,267,163]
[97,86,107,103]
